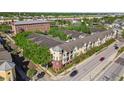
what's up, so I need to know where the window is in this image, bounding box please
[8,72,10,75]
[67,57,69,61]
[71,51,73,54]
[70,55,73,59]
[62,50,64,53]
[67,52,69,56]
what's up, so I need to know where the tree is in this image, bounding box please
[48,27,69,41]
[14,32,52,65]
[27,69,37,78]
[80,21,91,34]
[102,16,117,24]
[0,24,12,32]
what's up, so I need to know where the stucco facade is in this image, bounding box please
[0,67,16,81]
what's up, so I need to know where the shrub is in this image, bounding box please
[27,69,37,78]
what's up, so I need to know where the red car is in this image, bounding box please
[99,57,105,61]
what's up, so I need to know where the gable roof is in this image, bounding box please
[28,34,62,48]
[0,61,15,71]
[0,45,12,62]
[0,44,13,72]
[63,30,86,38]
[55,31,114,52]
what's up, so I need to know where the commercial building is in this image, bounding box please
[11,20,50,34]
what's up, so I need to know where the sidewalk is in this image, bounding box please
[81,41,124,81]
[58,40,123,77]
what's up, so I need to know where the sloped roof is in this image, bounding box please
[28,34,62,48]
[0,44,13,71]
[0,45,12,62]
[56,31,114,52]
[14,20,50,25]
[63,30,86,38]
[0,61,15,71]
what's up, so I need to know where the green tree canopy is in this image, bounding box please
[0,24,12,32]
[48,27,69,41]
[14,32,52,65]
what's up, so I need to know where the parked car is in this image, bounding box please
[114,46,119,49]
[37,72,45,78]
[99,57,105,61]
[114,44,119,49]
[70,70,78,77]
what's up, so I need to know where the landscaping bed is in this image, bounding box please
[118,46,124,55]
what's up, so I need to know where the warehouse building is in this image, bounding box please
[11,20,51,34]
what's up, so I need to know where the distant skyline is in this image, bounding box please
[0,12,124,17]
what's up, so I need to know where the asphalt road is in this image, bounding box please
[96,54,124,81]
[59,41,123,81]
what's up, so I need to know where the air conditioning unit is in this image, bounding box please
[79,35,84,38]
[66,40,70,42]
[73,38,76,40]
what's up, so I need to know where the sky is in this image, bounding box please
[0,0,123,12]
[0,1,124,93]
